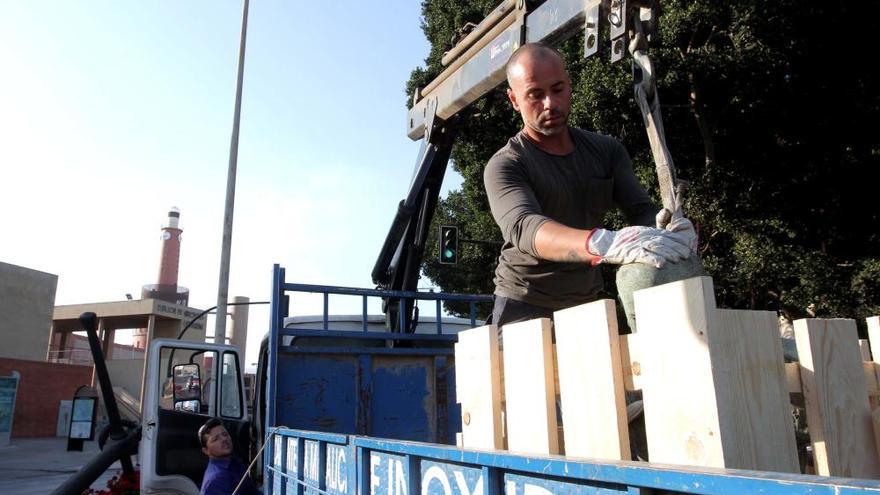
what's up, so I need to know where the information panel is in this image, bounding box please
[0,375,19,446]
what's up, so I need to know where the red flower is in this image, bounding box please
[83,469,140,495]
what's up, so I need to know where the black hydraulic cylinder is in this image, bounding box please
[49,426,140,495]
[371,142,438,287]
[79,312,135,474]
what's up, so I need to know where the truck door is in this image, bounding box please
[140,338,250,494]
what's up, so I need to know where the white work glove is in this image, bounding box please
[664,216,698,254]
[657,208,699,254]
[586,225,692,268]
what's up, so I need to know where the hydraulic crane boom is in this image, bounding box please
[373,0,675,332]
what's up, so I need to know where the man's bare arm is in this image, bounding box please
[534,220,597,263]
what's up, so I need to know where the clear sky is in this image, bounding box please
[0,1,462,370]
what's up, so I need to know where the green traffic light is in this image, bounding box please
[439,225,458,264]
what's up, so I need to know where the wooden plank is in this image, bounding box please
[869,316,880,361]
[867,362,880,399]
[619,334,643,391]
[454,325,504,450]
[862,339,873,361]
[711,309,799,472]
[794,318,880,478]
[554,300,630,460]
[874,408,880,466]
[785,362,802,394]
[501,318,559,455]
[501,346,561,402]
[870,317,880,411]
[634,276,798,472]
[635,277,724,468]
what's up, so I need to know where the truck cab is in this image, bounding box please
[140,338,249,494]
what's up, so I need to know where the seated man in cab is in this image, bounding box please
[198,418,260,495]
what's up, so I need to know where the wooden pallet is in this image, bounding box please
[454,276,880,479]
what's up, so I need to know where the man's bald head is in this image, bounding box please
[505,43,567,86]
[504,43,572,141]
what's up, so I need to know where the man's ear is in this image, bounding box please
[202,446,209,457]
[507,88,521,112]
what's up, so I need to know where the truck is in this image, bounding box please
[54,0,880,493]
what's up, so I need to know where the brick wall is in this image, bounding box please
[0,358,91,437]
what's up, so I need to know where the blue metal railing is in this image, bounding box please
[264,428,880,495]
[275,277,492,335]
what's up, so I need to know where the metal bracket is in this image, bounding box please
[609,0,628,62]
[516,0,529,47]
[423,97,439,143]
[583,1,601,58]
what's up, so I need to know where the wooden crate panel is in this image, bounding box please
[501,318,559,455]
[554,299,629,460]
[794,318,880,478]
[454,325,504,450]
[635,276,725,468]
[711,309,798,472]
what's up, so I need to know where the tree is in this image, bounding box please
[409,0,880,330]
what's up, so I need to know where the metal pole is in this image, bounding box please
[79,312,135,475]
[216,0,250,344]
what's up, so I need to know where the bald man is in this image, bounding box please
[484,43,695,326]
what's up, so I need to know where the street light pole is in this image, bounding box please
[216,0,250,344]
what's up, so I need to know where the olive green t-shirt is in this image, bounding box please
[484,128,655,309]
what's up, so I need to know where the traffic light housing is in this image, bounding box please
[439,225,458,264]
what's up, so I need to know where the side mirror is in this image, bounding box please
[174,400,200,413]
[172,363,202,408]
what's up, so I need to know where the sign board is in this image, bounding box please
[0,374,20,446]
[69,397,96,440]
[57,400,72,437]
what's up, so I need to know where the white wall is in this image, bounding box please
[0,262,58,361]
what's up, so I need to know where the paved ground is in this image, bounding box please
[0,437,135,494]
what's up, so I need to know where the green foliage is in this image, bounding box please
[409,0,880,330]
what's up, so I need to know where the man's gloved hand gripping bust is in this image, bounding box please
[483,43,696,327]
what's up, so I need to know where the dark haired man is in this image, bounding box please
[198,418,259,495]
[484,43,696,326]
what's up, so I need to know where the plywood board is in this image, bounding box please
[501,318,559,455]
[454,325,504,450]
[554,300,630,460]
[794,318,880,478]
[711,309,799,472]
[635,276,798,472]
[635,276,725,468]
